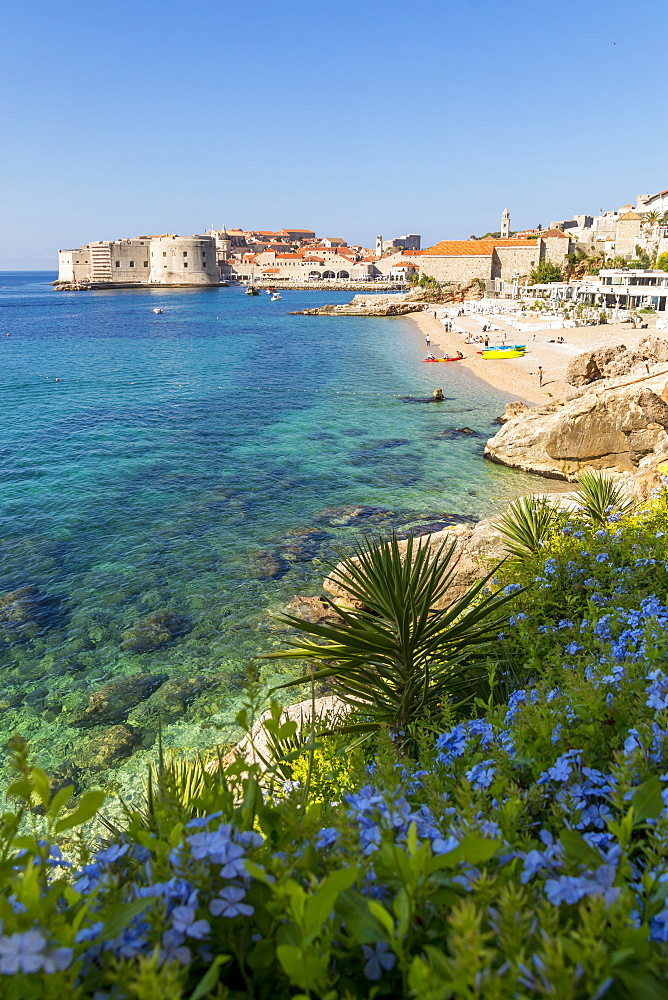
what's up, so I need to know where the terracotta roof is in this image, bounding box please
[416,238,537,257]
[540,228,570,238]
[391,261,417,267]
[261,268,281,273]
[619,211,642,221]
[303,256,325,262]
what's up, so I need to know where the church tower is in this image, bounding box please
[376,235,383,258]
[501,207,510,239]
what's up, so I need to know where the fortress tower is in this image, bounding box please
[376,235,383,258]
[501,207,510,239]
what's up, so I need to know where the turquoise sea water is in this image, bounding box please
[0,272,542,790]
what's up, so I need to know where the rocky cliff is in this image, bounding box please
[485,370,668,481]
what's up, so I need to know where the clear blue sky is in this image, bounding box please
[1,0,665,269]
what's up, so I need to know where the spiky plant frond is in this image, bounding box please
[574,471,636,526]
[494,495,564,559]
[261,533,517,741]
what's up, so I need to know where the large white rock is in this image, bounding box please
[485,373,668,481]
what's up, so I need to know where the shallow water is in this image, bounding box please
[0,273,544,790]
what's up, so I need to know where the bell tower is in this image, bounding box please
[501,207,510,239]
[376,235,383,258]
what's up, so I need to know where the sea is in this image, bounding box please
[0,272,543,792]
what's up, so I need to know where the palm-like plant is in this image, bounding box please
[494,495,564,559]
[261,533,517,742]
[573,470,636,526]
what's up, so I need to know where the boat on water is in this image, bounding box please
[245,286,260,296]
[482,349,525,359]
[152,308,163,314]
[271,293,282,301]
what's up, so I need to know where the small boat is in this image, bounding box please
[271,293,282,301]
[482,349,525,359]
[422,356,462,362]
[153,308,163,314]
[245,286,260,296]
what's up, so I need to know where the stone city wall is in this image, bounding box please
[110,240,151,283]
[404,254,492,283]
[492,245,541,280]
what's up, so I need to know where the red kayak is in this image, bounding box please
[422,357,463,363]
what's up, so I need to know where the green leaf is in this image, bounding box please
[632,776,664,824]
[55,789,105,832]
[431,835,500,868]
[368,900,396,940]
[98,898,154,942]
[303,866,357,939]
[560,829,603,868]
[48,784,75,820]
[336,889,387,944]
[188,955,231,1000]
[616,968,668,1000]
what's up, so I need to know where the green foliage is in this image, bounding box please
[656,253,668,273]
[262,533,516,744]
[9,496,668,997]
[529,261,562,284]
[573,470,636,526]
[494,495,565,559]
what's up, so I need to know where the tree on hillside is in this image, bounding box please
[657,253,668,273]
[529,261,562,284]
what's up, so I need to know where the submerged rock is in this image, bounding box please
[70,672,168,727]
[248,549,288,579]
[83,724,143,770]
[0,586,44,642]
[311,505,396,527]
[278,529,330,562]
[433,427,479,440]
[127,676,210,729]
[121,610,189,652]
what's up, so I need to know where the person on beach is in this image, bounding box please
[484,336,489,348]
[425,334,431,348]
[538,366,544,388]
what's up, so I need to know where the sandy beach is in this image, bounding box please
[408,309,661,406]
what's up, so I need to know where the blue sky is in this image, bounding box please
[1,0,666,268]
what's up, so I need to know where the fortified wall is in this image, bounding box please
[57,235,219,286]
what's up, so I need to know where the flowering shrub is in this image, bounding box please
[5,493,668,997]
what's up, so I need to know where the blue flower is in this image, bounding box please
[362,942,395,981]
[503,583,522,595]
[209,885,254,918]
[538,749,582,785]
[171,905,210,940]
[95,843,130,865]
[544,559,558,575]
[0,930,48,975]
[465,760,496,790]
[315,827,339,850]
[185,812,223,829]
[595,553,609,564]
[564,641,583,656]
